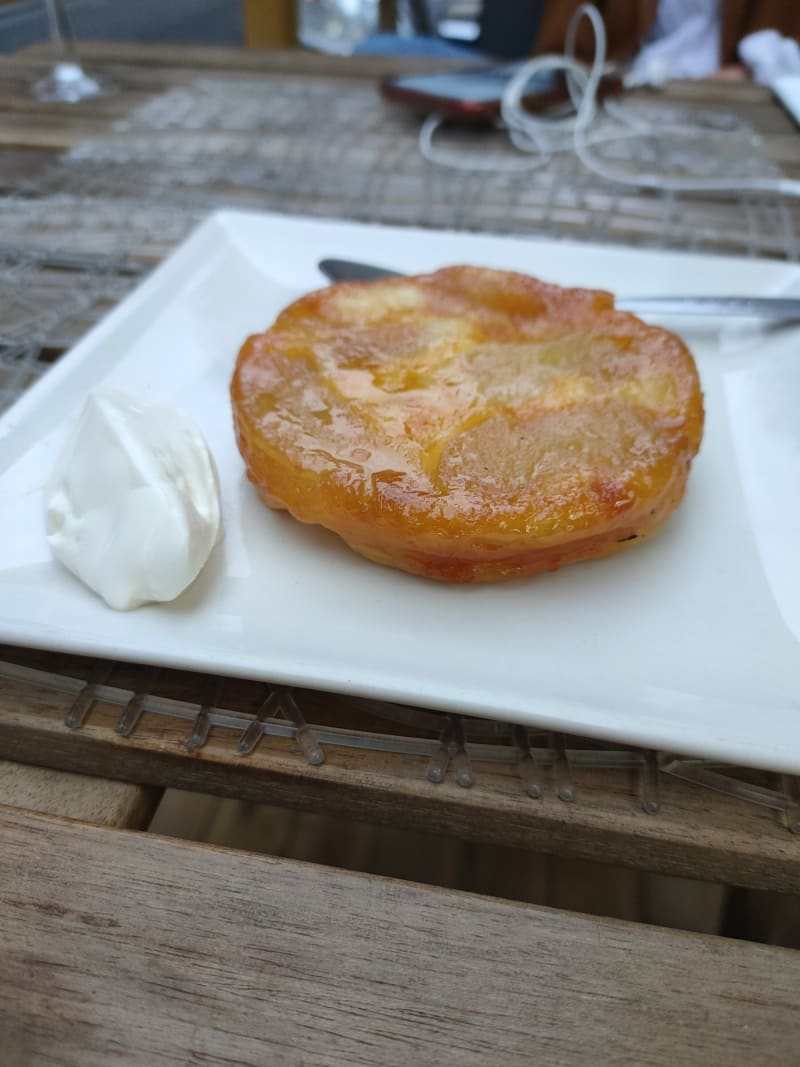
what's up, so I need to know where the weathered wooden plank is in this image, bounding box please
[0,658,796,893]
[0,759,159,827]
[2,806,799,1067]
[0,147,57,190]
[0,106,118,149]
[9,40,473,79]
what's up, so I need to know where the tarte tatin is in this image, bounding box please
[231,266,704,583]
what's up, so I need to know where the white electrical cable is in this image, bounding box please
[502,1,607,154]
[419,111,551,172]
[419,2,800,199]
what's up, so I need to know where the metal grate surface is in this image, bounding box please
[3,74,799,389]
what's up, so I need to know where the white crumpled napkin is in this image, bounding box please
[739,29,800,86]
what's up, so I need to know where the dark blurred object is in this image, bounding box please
[405,0,435,36]
[403,0,545,59]
[0,0,242,55]
[477,0,545,59]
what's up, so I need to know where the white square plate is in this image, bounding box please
[2,210,799,770]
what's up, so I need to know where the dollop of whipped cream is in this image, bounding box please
[45,390,223,611]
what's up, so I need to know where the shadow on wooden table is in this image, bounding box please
[149,790,800,948]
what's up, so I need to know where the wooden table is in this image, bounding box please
[1,42,799,1064]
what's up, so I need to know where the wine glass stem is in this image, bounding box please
[45,0,79,64]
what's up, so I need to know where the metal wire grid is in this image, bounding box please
[54,79,800,247]
[2,72,800,825]
[2,76,799,376]
[2,75,799,391]
[13,75,800,239]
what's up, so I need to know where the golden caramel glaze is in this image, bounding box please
[231,266,704,582]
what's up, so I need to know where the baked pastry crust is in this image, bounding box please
[231,266,704,582]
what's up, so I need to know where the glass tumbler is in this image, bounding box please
[296,0,381,56]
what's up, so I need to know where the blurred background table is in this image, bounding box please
[1,40,799,1065]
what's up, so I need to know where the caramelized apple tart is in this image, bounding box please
[231,266,704,583]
